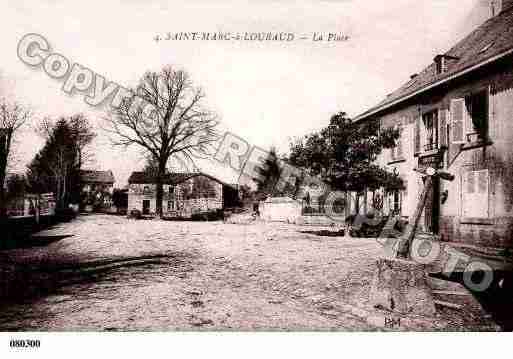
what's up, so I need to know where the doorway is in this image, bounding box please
[142,200,150,215]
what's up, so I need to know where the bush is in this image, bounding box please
[349,215,388,238]
[191,209,224,221]
[129,209,142,219]
[55,207,77,222]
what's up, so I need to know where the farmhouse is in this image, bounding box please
[355,1,513,248]
[80,170,115,195]
[80,170,115,210]
[127,171,239,217]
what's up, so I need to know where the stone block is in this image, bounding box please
[369,257,436,316]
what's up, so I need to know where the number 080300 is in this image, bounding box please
[10,339,40,348]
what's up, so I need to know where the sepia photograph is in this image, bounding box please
[1,0,513,356]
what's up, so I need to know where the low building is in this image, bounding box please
[80,170,115,210]
[127,171,237,217]
[355,1,513,248]
[260,196,302,223]
[80,170,115,194]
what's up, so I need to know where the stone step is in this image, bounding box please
[434,300,463,310]
[428,276,464,291]
[432,290,471,296]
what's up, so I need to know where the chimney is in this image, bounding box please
[490,0,513,17]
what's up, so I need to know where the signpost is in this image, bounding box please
[369,166,455,316]
[396,167,454,258]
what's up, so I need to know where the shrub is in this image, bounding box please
[129,209,142,219]
[55,207,77,222]
[191,209,224,221]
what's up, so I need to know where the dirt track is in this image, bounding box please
[0,214,498,331]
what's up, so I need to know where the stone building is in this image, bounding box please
[127,172,236,217]
[80,170,115,195]
[80,170,115,210]
[355,1,513,248]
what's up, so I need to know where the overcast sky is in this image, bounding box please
[1,0,491,186]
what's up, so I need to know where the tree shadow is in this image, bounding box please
[1,235,73,250]
[0,252,194,310]
[299,229,346,237]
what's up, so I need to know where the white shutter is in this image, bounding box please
[414,118,421,153]
[450,99,466,144]
[462,170,489,218]
[397,123,404,158]
[439,109,448,147]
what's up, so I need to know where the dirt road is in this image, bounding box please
[0,215,497,331]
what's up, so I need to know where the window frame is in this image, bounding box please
[422,109,439,152]
[450,87,491,148]
[464,89,489,143]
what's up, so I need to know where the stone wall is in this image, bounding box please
[127,175,223,217]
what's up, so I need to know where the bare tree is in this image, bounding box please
[105,66,219,217]
[0,98,31,218]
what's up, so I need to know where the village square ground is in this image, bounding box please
[0,215,500,331]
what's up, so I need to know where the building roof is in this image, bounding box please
[355,6,513,121]
[127,171,197,185]
[80,170,115,184]
[127,171,235,188]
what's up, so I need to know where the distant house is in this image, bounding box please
[127,171,239,217]
[354,1,513,248]
[80,170,115,210]
[80,170,115,194]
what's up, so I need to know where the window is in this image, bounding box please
[386,189,402,216]
[450,91,488,144]
[462,170,489,218]
[142,199,150,215]
[390,124,404,161]
[422,110,439,151]
[167,200,174,211]
[465,91,488,142]
[143,185,151,195]
[392,190,401,215]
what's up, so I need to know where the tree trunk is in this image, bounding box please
[0,131,11,220]
[155,160,167,218]
[0,173,6,219]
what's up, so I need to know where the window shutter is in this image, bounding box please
[477,170,488,194]
[467,171,475,194]
[462,170,489,218]
[414,118,421,153]
[397,125,403,158]
[450,99,466,144]
[439,109,447,147]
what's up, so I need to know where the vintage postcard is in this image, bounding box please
[0,0,512,356]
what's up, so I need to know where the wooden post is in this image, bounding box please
[396,168,454,258]
[396,176,432,258]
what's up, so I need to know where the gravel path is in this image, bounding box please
[0,214,498,331]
